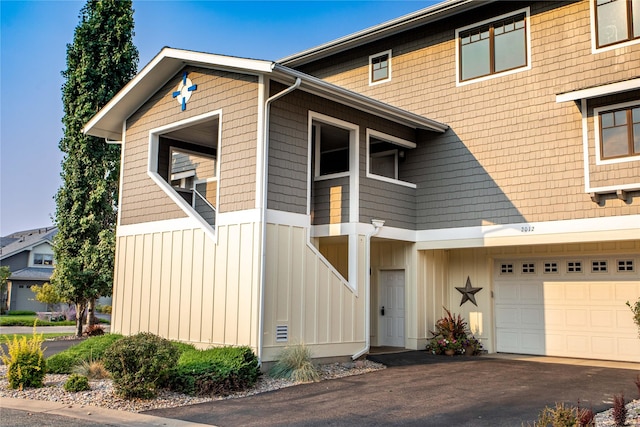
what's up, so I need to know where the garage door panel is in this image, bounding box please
[520,332,544,353]
[520,283,542,302]
[521,308,543,326]
[590,283,614,301]
[495,307,519,327]
[565,309,587,327]
[495,257,639,363]
[615,282,640,300]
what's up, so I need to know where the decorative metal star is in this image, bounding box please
[456,276,482,306]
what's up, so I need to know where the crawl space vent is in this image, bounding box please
[275,325,288,342]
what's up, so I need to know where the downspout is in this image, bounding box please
[257,77,302,365]
[352,219,384,360]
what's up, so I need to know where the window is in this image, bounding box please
[592,260,608,272]
[457,9,529,84]
[595,0,640,48]
[598,104,640,160]
[544,262,558,273]
[522,263,535,273]
[366,130,416,187]
[33,253,53,266]
[369,50,391,85]
[567,261,583,273]
[314,122,351,178]
[501,263,514,274]
[617,259,634,271]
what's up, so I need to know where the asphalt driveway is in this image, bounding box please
[146,352,639,427]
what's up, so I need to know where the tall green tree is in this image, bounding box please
[52,0,138,336]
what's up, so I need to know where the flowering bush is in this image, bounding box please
[426,308,483,356]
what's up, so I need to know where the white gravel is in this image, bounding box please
[0,362,638,425]
[0,360,384,413]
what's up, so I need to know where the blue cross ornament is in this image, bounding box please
[172,72,198,111]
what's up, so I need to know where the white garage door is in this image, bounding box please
[495,256,640,363]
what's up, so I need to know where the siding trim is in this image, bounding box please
[117,218,201,236]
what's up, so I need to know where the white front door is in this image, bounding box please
[379,270,405,347]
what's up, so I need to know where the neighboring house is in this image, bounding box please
[83,0,639,363]
[0,227,57,312]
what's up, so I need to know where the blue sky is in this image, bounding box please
[0,0,436,235]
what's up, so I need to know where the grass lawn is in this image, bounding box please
[0,315,109,327]
[0,332,75,340]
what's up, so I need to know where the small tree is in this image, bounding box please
[0,266,10,314]
[31,283,63,312]
[627,298,640,338]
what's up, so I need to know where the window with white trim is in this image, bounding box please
[313,122,351,178]
[457,8,530,84]
[366,130,416,188]
[594,0,640,49]
[33,253,53,266]
[596,103,640,160]
[369,50,391,85]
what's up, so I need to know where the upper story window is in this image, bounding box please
[596,101,640,161]
[369,50,392,85]
[366,129,416,188]
[33,253,53,266]
[456,8,530,85]
[594,0,640,49]
[314,122,351,178]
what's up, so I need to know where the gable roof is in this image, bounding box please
[279,0,496,67]
[0,227,57,261]
[83,48,447,141]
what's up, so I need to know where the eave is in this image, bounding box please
[278,0,495,67]
[83,48,448,141]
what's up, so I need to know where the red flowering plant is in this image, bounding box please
[426,308,483,356]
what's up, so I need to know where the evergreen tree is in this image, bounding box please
[52,0,138,336]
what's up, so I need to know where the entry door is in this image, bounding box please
[379,270,405,347]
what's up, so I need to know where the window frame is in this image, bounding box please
[365,129,416,188]
[33,253,54,266]
[369,50,392,86]
[594,100,640,164]
[455,7,531,86]
[592,0,640,52]
[312,116,357,181]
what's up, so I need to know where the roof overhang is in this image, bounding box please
[83,48,275,140]
[84,48,448,140]
[556,78,640,102]
[279,0,496,67]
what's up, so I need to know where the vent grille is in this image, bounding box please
[275,325,288,342]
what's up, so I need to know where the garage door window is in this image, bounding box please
[501,263,514,274]
[544,262,558,273]
[592,260,608,272]
[617,259,634,271]
[567,261,583,272]
[522,263,535,273]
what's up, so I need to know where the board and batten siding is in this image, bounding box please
[111,224,261,348]
[120,66,260,226]
[295,0,640,229]
[261,223,367,361]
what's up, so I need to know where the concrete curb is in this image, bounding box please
[0,397,216,427]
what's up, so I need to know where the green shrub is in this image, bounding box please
[63,374,90,392]
[270,343,320,383]
[46,334,123,374]
[0,328,46,390]
[5,311,36,316]
[166,346,260,396]
[103,333,179,398]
